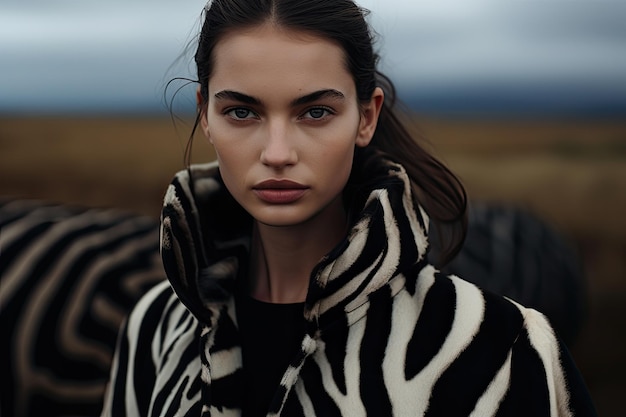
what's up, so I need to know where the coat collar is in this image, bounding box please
[160,160,430,330]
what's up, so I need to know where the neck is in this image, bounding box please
[247,202,348,304]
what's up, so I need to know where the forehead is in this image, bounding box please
[209,24,355,99]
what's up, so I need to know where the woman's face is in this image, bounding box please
[201,24,382,227]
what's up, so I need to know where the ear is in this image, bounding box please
[197,87,211,142]
[355,87,384,148]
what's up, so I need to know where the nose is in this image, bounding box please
[260,119,297,168]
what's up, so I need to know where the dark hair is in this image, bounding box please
[185,0,467,266]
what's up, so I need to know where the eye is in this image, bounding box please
[225,107,257,120]
[302,107,333,120]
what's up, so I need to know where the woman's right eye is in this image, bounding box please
[226,108,256,120]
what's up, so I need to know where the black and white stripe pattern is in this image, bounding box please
[432,202,588,346]
[1,199,165,417]
[101,160,596,416]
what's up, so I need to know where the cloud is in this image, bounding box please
[1,0,625,114]
[362,1,626,88]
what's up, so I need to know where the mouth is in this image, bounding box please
[253,179,309,204]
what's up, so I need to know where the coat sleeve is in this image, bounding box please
[499,307,598,417]
[100,280,172,417]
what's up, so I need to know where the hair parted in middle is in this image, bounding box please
[186,0,467,266]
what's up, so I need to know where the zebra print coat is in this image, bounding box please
[101,161,597,416]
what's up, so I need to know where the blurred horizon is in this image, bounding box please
[2,0,626,118]
[1,4,625,415]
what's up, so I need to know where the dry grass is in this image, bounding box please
[0,116,211,217]
[416,117,626,241]
[2,115,625,233]
[1,114,625,415]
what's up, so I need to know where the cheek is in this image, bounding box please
[317,139,356,187]
[209,122,256,171]
[317,122,360,179]
[211,143,248,194]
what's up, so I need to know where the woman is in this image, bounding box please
[101,0,597,416]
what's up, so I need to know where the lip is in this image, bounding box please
[253,179,309,204]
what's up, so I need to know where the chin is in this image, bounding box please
[250,207,315,228]
[255,215,308,228]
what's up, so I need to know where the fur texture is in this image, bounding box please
[101,161,596,416]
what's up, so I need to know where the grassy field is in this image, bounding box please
[1,114,625,415]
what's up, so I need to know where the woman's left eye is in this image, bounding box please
[302,107,333,120]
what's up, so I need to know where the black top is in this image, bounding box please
[235,291,306,417]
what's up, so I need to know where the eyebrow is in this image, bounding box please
[213,89,345,107]
[291,89,345,106]
[214,90,261,105]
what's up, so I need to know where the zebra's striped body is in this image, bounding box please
[102,161,596,416]
[0,200,166,417]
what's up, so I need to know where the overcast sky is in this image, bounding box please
[1,0,625,115]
